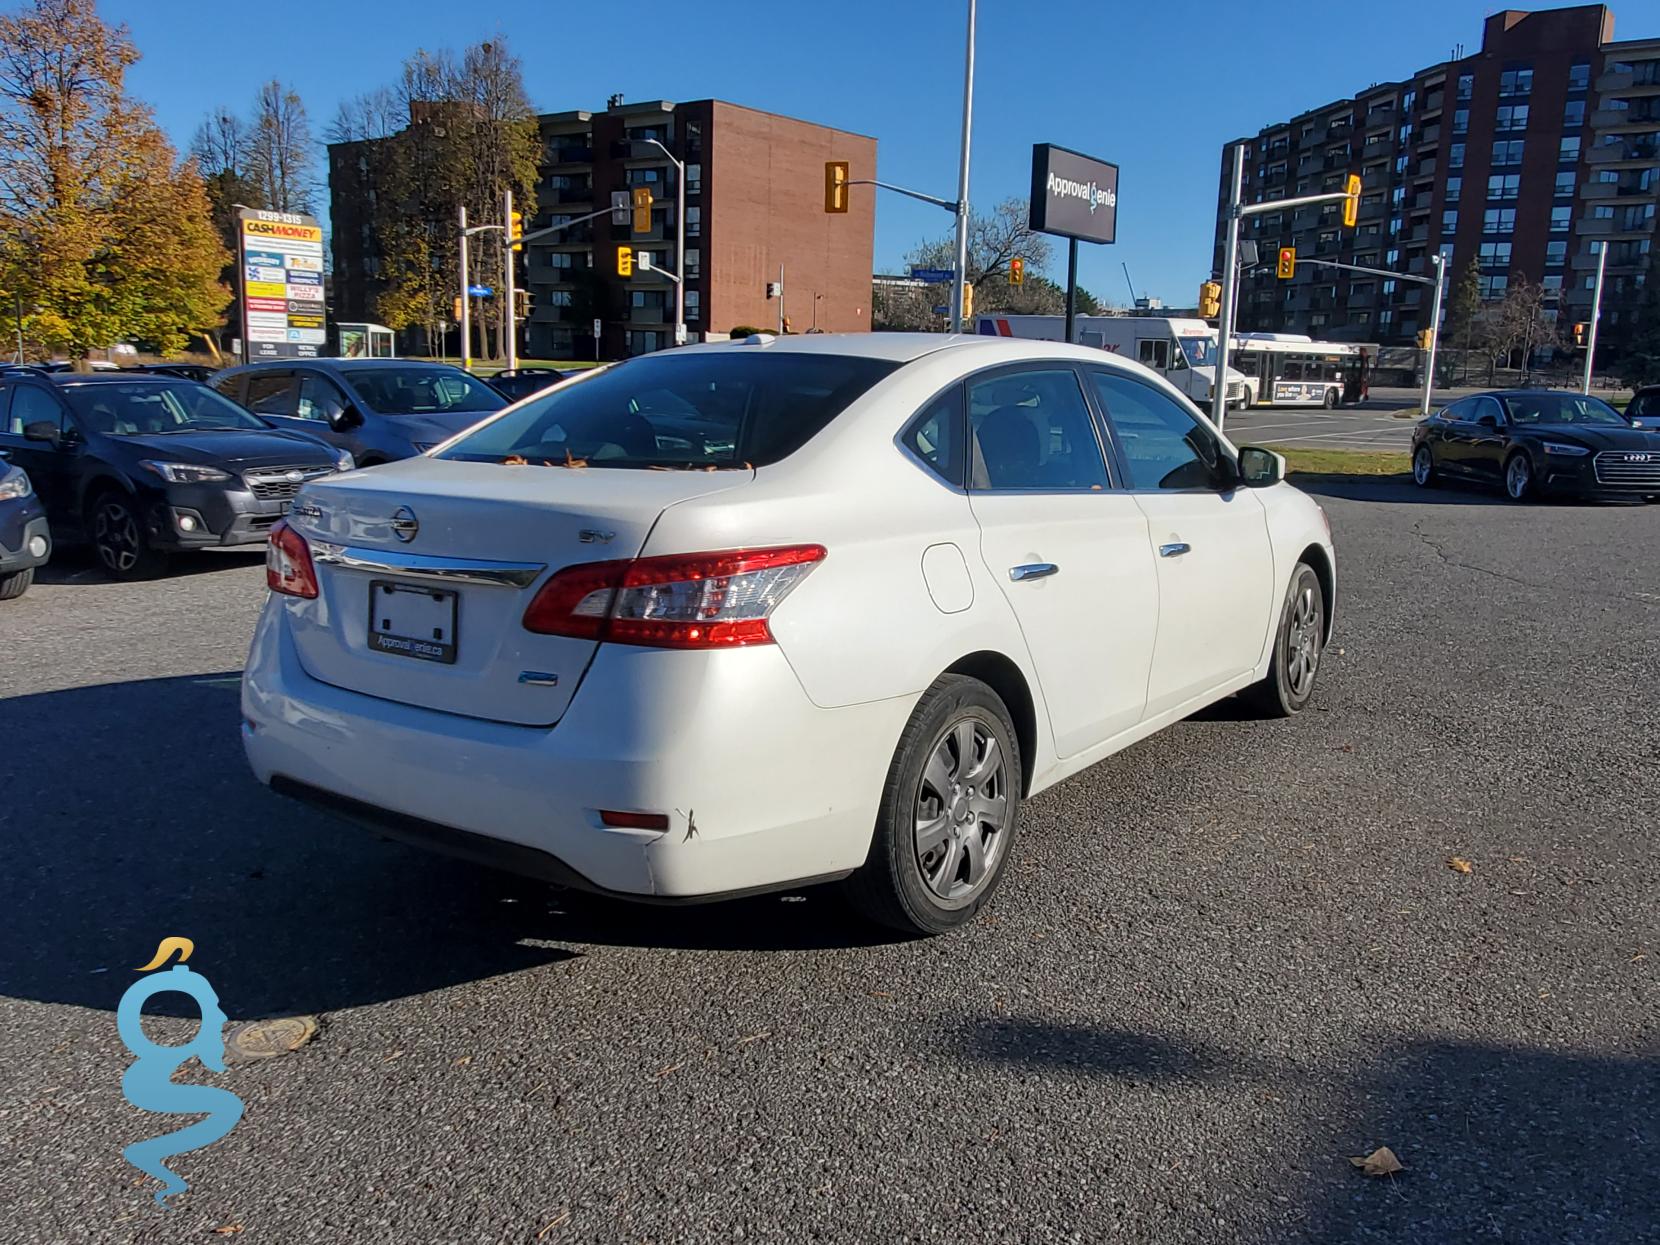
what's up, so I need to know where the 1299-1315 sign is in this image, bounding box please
[237,208,327,361]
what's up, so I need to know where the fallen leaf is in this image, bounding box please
[1349,1146,1404,1177]
[502,455,528,466]
[656,1062,683,1078]
[563,450,587,469]
[735,1031,770,1046]
[535,1210,570,1239]
[1448,857,1473,874]
[452,1055,472,1067]
[211,1225,245,1237]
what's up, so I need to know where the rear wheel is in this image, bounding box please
[0,567,33,600]
[845,674,1020,936]
[1504,452,1534,503]
[1323,387,1340,410]
[90,491,167,580]
[1412,445,1439,488]
[1243,562,1325,718]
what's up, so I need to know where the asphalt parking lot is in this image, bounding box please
[2,481,1656,1245]
[1224,405,1417,452]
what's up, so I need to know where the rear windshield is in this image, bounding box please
[437,351,900,469]
[345,368,506,416]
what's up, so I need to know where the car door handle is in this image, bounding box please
[1009,563,1059,582]
[1159,542,1192,558]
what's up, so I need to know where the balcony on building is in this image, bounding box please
[545,143,593,167]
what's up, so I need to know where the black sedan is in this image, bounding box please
[487,367,567,402]
[1412,389,1660,503]
[0,370,349,579]
[1626,385,1660,431]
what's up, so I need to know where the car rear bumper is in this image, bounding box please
[240,600,914,899]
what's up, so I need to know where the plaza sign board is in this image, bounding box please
[1028,144,1118,246]
[237,208,327,360]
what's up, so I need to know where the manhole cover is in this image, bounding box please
[228,1015,319,1060]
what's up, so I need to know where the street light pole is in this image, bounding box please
[503,188,518,370]
[643,138,687,346]
[1212,142,1244,429]
[950,0,976,333]
[458,204,471,372]
[1582,242,1607,395]
[1421,252,1446,418]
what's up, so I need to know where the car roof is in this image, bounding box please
[227,358,462,372]
[2,368,180,386]
[674,330,1128,367]
[1478,389,1606,399]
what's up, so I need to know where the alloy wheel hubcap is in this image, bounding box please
[94,501,140,573]
[914,718,1009,901]
[1414,449,1431,484]
[1285,584,1321,697]
[1508,458,1529,497]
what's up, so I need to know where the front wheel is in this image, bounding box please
[90,492,168,580]
[1413,445,1439,488]
[0,567,34,600]
[844,674,1021,936]
[1504,452,1534,503]
[1243,562,1325,718]
[1323,387,1340,410]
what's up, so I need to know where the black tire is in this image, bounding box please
[1503,451,1534,503]
[1412,444,1439,488]
[1323,387,1340,410]
[0,567,33,600]
[844,674,1021,936]
[88,490,168,580]
[1243,562,1325,718]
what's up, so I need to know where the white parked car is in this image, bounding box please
[243,334,1335,935]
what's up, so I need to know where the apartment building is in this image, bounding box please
[329,98,876,359]
[1213,5,1657,349]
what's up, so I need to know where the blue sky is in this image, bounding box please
[105,0,1557,305]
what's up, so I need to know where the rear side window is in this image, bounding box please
[212,374,242,403]
[439,352,899,469]
[901,385,965,486]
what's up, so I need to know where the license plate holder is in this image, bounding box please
[367,580,458,664]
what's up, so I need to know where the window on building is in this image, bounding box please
[1550,206,1571,233]
[1562,100,1585,129]
[683,248,701,278]
[1439,242,1456,268]
[1442,209,1459,232]
[1487,174,1521,201]
[1483,207,1516,234]
[1491,140,1524,166]
[1457,73,1473,101]
[685,163,702,195]
[1542,274,1564,293]
[548,290,573,306]
[1480,274,1509,300]
[685,206,701,237]
[1452,108,1469,135]
[1478,241,1512,269]
[1545,241,1567,266]
[626,166,663,187]
[1495,104,1529,132]
[684,290,700,322]
[1568,61,1590,92]
[1448,142,1465,169]
[1620,202,1657,230]
[1498,68,1533,97]
[1556,171,1576,197]
[1593,204,1615,220]
[1445,176,1462,204]
[1559,135,1581,162]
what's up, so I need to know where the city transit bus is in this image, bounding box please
[1229,333,1372,409]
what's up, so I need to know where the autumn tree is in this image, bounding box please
[1612,256,1660,387]
[1441,256,1485,381]
[0,0,228,361]
[248,80,313,213]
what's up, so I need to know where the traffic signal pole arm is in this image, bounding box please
[1291,255,1437,286]
[841,178,959,213]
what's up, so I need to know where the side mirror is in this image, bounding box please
[22,420,61,447]
[1238,446,1287,487]
[326,405,363,432]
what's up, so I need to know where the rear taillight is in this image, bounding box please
[267,519,319,599]
[523,544,825,648]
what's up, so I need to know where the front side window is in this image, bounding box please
[1089,370,1232,492]
[296,374,347,422]
[968,369,1107,491]
[6,384,67,435]
[1502,394,1624,426]
[440,352,898,469]
[243,373,294,416]
[902,385,965,487]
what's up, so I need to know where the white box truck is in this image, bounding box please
[974,314,1252,409]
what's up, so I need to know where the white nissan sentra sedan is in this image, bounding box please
[243,333,1334,935]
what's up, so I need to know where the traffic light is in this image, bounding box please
[1198,280,1222,319]
[514,289,531,318]
[631,186,653,233]
[508,209,524,253]
[1277,247,1296,280]
[1416,329,1436,350]
[616,245,633,277]
[1573,322,1587,347]
[824,160,849,214]
[1009,257,1025,287]
[962,283,974,320]
[1342,173,1361,228]
[452,296,463,322]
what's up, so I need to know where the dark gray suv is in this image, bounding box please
[211,360,507,465]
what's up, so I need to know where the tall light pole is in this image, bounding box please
[1582,241,1607,395]
[950,0,976,333]
[458,205,472,372]
[1421,251,1446,418]
[1212,143,1244,428]
[643,137,687,346]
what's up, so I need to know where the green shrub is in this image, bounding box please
[728,325,763,338]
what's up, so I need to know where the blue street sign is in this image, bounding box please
[910,268,955,284]
[932,305,950,316]
[467,285,493,297]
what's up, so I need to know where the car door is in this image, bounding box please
[1433,396,1483,476]
[0,380,80,526]
[1086,368,1276,718]
[293,370,355,452]
[964,364,1159,758]
[1462,395,1509,484]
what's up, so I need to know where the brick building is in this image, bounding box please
[329,98,876,359]
[1214,5,1658,349]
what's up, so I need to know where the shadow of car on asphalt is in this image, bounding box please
[0,674,897,1021]
[1293,474,1513,507]
[35,546,268,586]
[951,1017,1660,1244]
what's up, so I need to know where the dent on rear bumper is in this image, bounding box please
[241,600,915,898]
